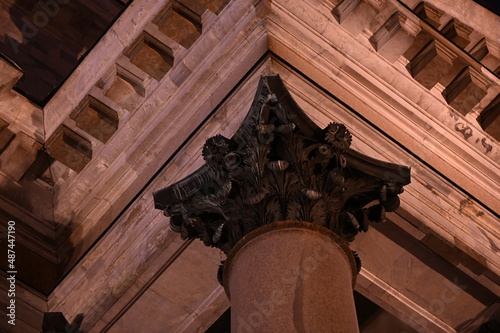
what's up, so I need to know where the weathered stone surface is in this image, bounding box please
[0,54,23,95]
[0,170,56,236]
[103,75,143,112]
[478,94,500,141]
[99,56,149,112]
[156,3,202,49]
[402,30,433,61]
[46,125,92,173]
[369,12,420,62]
[470,38,500,74]
[98,238,222,333]
[413,1,444,28]
[225,222,359,333]
[0,118,14,153]
[352,221,497,332]
[253,0,272,18]
[70,95,119,143]
[441,18,473,49]
[0,132,42,181]
[42,0,166,140]
[334,0,379,36]
[126,32,174,81]
[409,39,457,89]
[0,270,47,333]
[196,0,231,15]
[443,66,489,116]
[332,0,362,23]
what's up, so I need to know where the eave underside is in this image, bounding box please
[1,0,499,332]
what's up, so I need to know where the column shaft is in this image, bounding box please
[224,221,359,333]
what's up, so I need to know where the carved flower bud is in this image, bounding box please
[212,223,224,244]
[257,124,275,134]
[324,123,352,152]
[302,188,322,200]
[223,152,241,171]
[329,171,345,185]
[380,185,387,202]
[275,123,296,134]
[203,135,230,166]
[347,211,360,230]
[339,154,347,168]
[268,160,289,172]
[267,93,278,105]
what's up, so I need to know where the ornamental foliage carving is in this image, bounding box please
[153,75,410,269]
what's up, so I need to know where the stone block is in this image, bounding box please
[103,61,146,112]
[0,132,42,181]
[177,0,207,17]
[470,38,500,74]
[170,61,192,87]
[441,19,473,49]
[156,3,202,49]
[195,0,231,15]
[443,67,489,116]
[0,119,14,153]
[70,95,119,143]
[478,94,500,141]
[333,0,378,36]
[126,32,174,81]
[369,12,420,63]
[46,125,92,173]
[24,150,55,185]
[438,57,468,88]
[253,0,272,18]
[0,54,23,95]
[413,1,444,28]
[332,0,362,23]
[409,40,457,89]
[402,30,433,61]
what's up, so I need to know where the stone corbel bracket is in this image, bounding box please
[153,74,410,272]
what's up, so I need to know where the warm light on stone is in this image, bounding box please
[224,221,359,333]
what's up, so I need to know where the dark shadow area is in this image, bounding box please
[0,148,77,295]
[474,0,500,16]
[0,0,126,105]
[0,219,75,295]
[205,307,230,333]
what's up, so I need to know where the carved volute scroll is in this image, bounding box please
[153,75,410,274]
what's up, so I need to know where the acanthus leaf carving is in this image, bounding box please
[153,75,411,274]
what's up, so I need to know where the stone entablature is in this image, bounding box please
[0,0,498,297]
[334,0,500,131]
[0,0,237,294]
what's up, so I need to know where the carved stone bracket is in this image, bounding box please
[414,2,444,29]
[153,75,410,274]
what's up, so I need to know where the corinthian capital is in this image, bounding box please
[153,75,410,266]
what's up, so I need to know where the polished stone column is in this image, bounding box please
[225,221,359,333]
